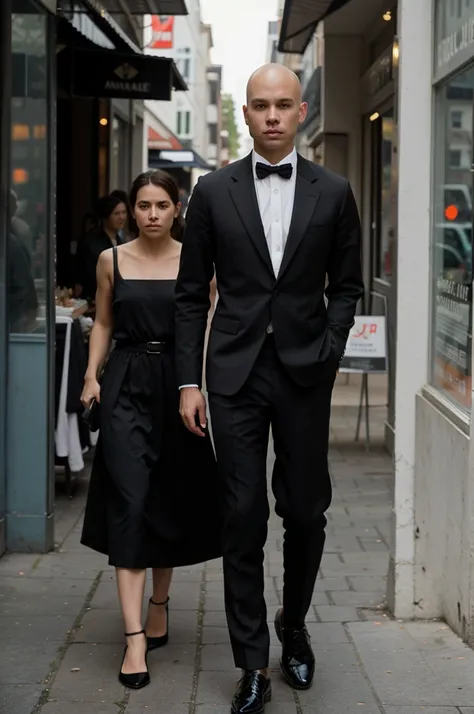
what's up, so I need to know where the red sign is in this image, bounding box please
[150,16,174,49]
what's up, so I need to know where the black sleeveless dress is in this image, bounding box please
[81,247,222,568]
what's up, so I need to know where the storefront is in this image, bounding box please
[361,28,399,449]
[0,0,186,556]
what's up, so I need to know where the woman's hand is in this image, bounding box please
[81,376,101,408]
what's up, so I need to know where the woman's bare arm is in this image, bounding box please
[82,251,114,403]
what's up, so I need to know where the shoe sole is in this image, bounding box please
[230,687,271,714]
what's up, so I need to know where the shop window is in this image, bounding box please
[371,108,395,283]
[431,66,474,411]
[9,6,50,334]
[185,111,191,135]
[176,111,182,135]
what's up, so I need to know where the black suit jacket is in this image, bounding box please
[175,153,364,396]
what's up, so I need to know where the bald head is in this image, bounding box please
[246,63,302,104]
[243,62,307,163]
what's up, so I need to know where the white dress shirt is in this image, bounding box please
[179,148,297,389]
[252,148,297,277]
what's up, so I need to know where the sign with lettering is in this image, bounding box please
[339,316,387,374]
[437,15,474,68]
[70,48,173,100]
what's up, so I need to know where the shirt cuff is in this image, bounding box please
[179,384,199,389]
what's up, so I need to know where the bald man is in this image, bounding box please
[176,63,363,713]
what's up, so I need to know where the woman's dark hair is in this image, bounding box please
[96,194,125,223]
[129,169,185,242]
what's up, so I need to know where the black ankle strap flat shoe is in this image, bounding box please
[119,628,150,690]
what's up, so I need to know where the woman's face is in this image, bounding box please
[134,183,180,240]
[105,202,127,233]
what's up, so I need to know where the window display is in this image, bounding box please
[431,66,474,410]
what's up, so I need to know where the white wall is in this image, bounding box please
[390,0,433,618]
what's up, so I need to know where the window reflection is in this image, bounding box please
[9,7,48,333]
[431,66,474,410]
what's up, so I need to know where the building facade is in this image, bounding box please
[0,0,186,557]
[279,0,474,646]
[143,1,219,189]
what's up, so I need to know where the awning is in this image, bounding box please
[60,47,186,99]
[148,126,182,150]
[149,149,213,171]
[278,0,353,54]
[75,0,188,14]
[57,13,187,100]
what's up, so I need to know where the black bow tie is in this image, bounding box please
[255,162,293,180]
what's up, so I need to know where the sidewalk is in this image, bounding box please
[2,387,474,714]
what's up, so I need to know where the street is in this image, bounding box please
[2,397,474,714]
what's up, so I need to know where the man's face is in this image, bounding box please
[243,73,307,154]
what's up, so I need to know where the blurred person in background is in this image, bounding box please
[111,189,134,243]
[75,194,127,303]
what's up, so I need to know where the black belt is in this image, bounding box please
[114,340,170,354]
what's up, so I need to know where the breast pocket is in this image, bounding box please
[212,315,240,334]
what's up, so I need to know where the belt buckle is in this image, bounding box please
[146,341,162,354]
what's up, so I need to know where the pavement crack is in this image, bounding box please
[188,565,207,714]
[342,622,387,714]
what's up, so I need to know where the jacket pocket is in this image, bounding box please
[212,315,240,334]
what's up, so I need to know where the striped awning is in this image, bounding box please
[278,0,352,54]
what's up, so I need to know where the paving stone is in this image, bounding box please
[0,592,85,617]
[42,705,119,713]
[0,683,43,714]
[347,622,461,706]
[315,605,361,622]
[383,708,460,713]
[0,614,77,643]
[347,576,388,592]
[329,590,386,607]
[314,576,350,592]
[307,622,350,644]
[47,643,126,701]
[0,641,60,685]
[0,575,92,598]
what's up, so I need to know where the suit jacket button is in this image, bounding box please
[266,324,274,334]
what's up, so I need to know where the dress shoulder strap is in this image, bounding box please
[112,245,119,284]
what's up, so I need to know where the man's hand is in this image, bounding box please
[179,387,207,437]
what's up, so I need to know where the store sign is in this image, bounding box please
[339,316,387,374]
[437,15,474,68]
[364,45,393,99]
[150,16,174,49]
[71,49,173,100]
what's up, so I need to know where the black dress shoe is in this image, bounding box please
[118,629,150,690]
[231,670,271,714]
[275,608,315,690]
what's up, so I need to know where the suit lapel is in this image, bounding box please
[277,156,321,281]
[228,154,274,276]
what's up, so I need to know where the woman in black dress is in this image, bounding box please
[80,170,221,690]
